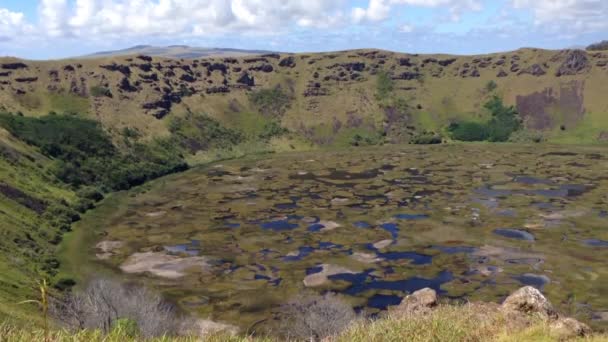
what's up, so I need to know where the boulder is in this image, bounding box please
[518,64,546,76]
[1,62,27,70]
[391,288,437,314]
[279,56,296,68]
[236,72,254,86]
[556,50,590,76]
[549,317,591,339]
[496,69,508,77]
[100,63,131,76]
[501,286,557,319]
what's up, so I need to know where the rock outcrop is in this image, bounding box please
[556,50,590,76]
[501,286,557,319]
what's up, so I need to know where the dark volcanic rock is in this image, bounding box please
[236,72,254,86]
[438,58,457,66]
[394,72,421,80]
[101,63,131,76]
[1,62,27,70]
[119,77,137,92]
[206,86,230,94]
[137,63,153,72]
[597,60,607,67]
[63,65,75,72]
[0,71,11,77]
[250,64,274,73]
[151,109,169,119]
[556,50,590,76]
[223,58,238,64]
[398,58,414,67]
[208,63,228,74]
[15,77,38,83]
[519,64,546,76]
[497,69,508,77]
[304,86,329,97]
[139,73,158,82]
[244,57,268,63]
[136,55,152,62]
[470,68,480,77]
[279,56,296,68]
[180,74,196,82]
[0,182,47,214]
[341,62,365,71]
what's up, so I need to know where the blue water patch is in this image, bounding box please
[283,246,315,261]
[254,274,271,281]
[394,213,429,220]
[378,251,433,265]
[380,223,400,239]
[260,219,299,231]
[269,278,282,286]
[306,265,323,275]
[319,241,342,249]
[164,240,200,256]
[433,246,477,254]
[308,223,325,232]
[338,270,453,296]
[274,202,299,209]
[493,229,535,241]
[513,273,550,290]
[368,294,402,310]
[225,222,241,228]
[354,221,371,228]
[583,239,608,247]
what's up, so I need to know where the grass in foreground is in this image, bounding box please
[2,305,608,342]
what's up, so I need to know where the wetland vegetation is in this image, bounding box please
[60,144,608,336]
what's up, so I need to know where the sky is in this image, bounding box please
[0,0,607,60]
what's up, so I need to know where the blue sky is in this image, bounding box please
[0,0,607,59]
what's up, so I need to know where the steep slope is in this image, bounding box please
[1,48,607,146]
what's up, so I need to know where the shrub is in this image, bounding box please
[449,96,521,142]
[485,80,497,92]
[448,122,489,141]
[410,131,442,144]
[258,121,288,141]
[168,113,243,153]
[249,87,291,118]
[51,278,182,338]
[279,292,356,341]
[508,129,545,143]
[376,70,394,100]
[90,86,112,98]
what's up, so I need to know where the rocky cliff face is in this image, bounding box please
[1,48,607,144]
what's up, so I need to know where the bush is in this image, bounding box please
[280,292,356,340]
[258,121,288,141]
[249,87,291,118]
[410,131,442,144]
[449,96,521,142]
[448,122,489,141]
[168,113,243,153]
[508,129,545,143]
[485,80,497,92]
[51,278,182,338]
[376,71,394,100]
[90,86,112,98]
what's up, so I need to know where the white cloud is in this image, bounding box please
[512,0,608,34]
[32,0,348,40]
[0,8,34,40]
[351,0,482,23]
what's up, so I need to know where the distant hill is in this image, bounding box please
[82,45,277,59]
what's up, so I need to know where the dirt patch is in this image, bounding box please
[516,81,585,130]
[120,252,214,279]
